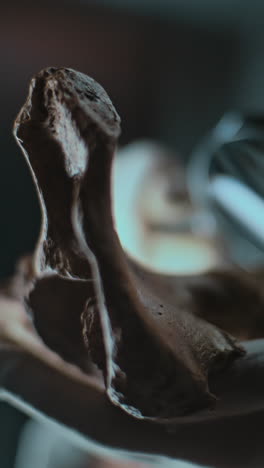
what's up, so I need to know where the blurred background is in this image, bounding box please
[1,0,264,466]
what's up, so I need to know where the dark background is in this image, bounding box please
[0,0,242,279]
[1,1,264,466]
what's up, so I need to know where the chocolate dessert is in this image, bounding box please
[11,67,247,422]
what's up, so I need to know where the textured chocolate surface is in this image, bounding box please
[12,67,246,422]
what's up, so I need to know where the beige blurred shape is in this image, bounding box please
[113,141,223,275]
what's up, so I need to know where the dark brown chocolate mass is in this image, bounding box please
[13,67,247,422]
